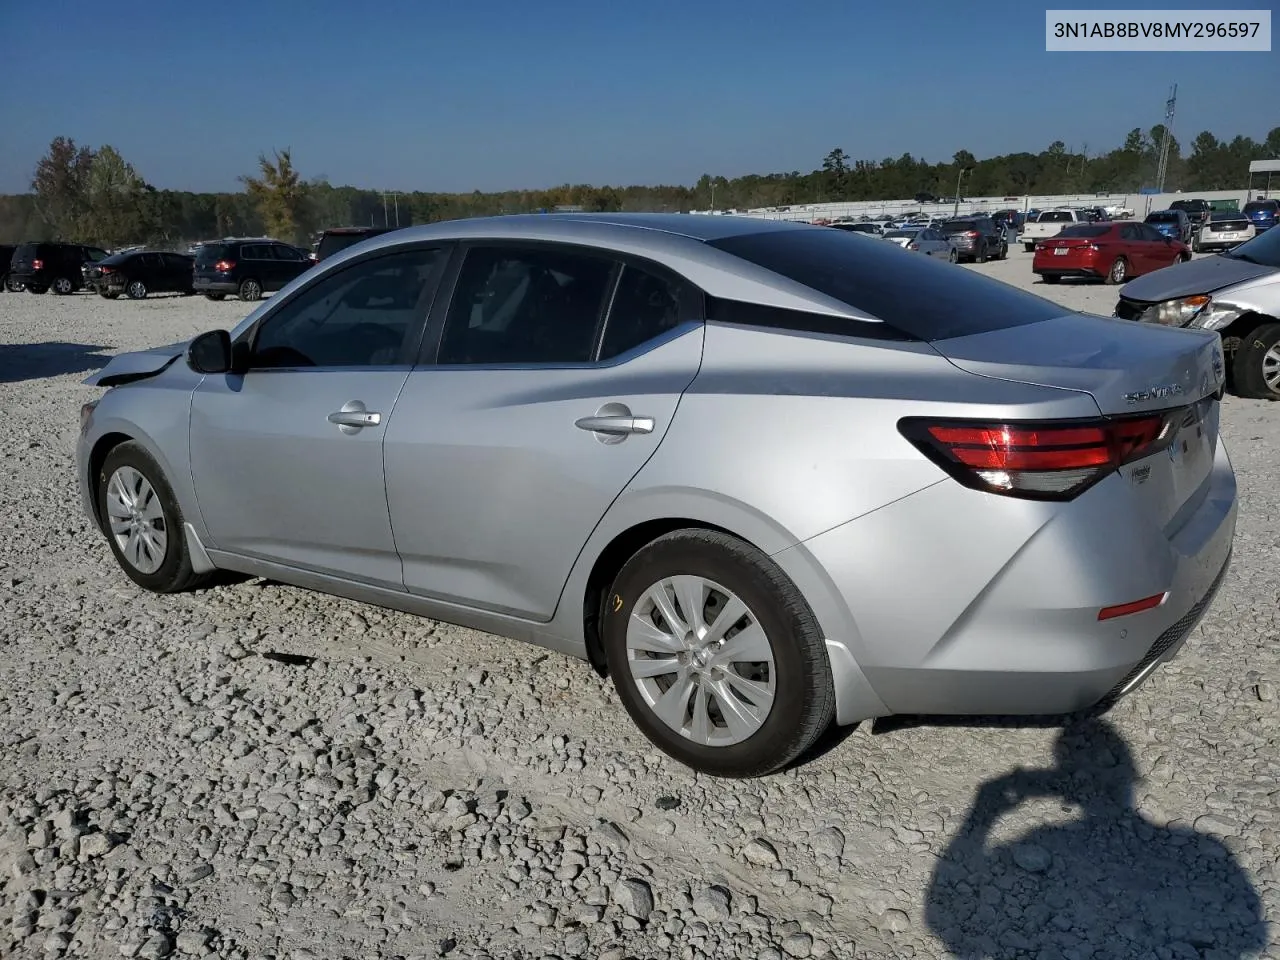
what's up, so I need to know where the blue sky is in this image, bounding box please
[0,0,1274,194]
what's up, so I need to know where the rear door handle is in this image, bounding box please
[575,415,654,435]
[328,400,381,434]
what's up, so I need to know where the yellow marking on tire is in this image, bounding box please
[612,594,623,613]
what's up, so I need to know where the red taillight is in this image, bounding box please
[100,266,113,274]
[32,258,43,270]
[1098,592,1167,621]
[214,260,235,272]
[965,231,979,238]
[907,242,919,251]
[899,413,1175,500]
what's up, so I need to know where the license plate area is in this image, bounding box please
[1053,247,1069,255]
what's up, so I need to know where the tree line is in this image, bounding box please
[1,126,1276,248]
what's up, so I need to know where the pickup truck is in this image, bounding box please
[1021,209,1081,251]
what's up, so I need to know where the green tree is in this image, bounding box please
[241,149,309,244]
[30,137,95,240]
[82,145,150,247]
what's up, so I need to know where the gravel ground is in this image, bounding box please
[1,248,1278,960]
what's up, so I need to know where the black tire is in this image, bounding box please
[50,276,75,295]
[26,284,48,295]
[0,273,7,292]
[1232,322,1280,401]
[1024,243,1036,253]
[601,529,835,778]
[1105,257,1128,285]
[238,278,262,302]
[96,441,213,593]
[204,293,227,302]
[1041,274,1061,285]
[975,243,988,264]
[998,242,1008,260]
[947,248,958,263]
[1192,237,1202,254]
[126,279,147,300]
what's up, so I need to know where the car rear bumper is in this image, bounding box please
[773,439,1237,721]
[193,278,237,293]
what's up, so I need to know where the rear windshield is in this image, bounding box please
[1145,212,1178,223]
[1056,224,1111,238]
[317,232,378,258]
[1243,201,1278,214]
[15,243,41,259]
[1036,211,1074,223]
[708,228,1065,341]
[195,243,232,263]
[939,220,978,233]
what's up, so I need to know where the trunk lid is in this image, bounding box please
[932,313,1226,531]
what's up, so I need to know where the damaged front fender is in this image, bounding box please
[82,339,191,387]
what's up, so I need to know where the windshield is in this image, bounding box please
[1057,224,1111,238]
[709,228,1064,341]
[1036,211,1074,223]
[1224,223,1280,268]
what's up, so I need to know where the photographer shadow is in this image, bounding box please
[924,718,1268,958]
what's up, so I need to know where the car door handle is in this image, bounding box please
[575,415,655,435]
[328,400,381,434]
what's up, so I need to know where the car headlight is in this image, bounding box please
[1142,295,1210,326]
[1185,299,1245,331]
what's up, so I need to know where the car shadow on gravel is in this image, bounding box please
[0,342,111,383]
[921,717,1268,958]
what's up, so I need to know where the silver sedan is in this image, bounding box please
[883,227,957,261]
[77,213,1237,778]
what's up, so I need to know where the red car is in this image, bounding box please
[1032,222,1190,285]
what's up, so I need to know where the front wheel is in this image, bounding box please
[97,441,212,593]
[238,278,262,302]
[602,529,835,778]
[126,280,147,300]
[1233,323,1280,401]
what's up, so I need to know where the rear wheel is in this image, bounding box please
[238,278,262,302]
[998,241,1008,260]
[1024,242,1035,253]
[1233,322,1280,401]
[947,248,958,263]
[126,280,147,300]
[97,441,212,593]
[1106,257,1128,285]
[50,276,75,295]
[204,293,227,302]
[601,529,835,778]
[975,243,989,264]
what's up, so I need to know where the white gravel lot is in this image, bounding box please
[1,247,1278,960]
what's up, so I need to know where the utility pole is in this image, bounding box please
[1155,83,1177,193]
[382,192,389,228]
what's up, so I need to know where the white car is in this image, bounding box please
[1193,213,1256,253]
[882,227,957,261]
[1022,210,1082,251]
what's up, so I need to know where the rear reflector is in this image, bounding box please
[899,411,1181,501]
[1098,592,1167,621]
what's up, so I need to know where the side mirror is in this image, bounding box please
[187,329,233,374]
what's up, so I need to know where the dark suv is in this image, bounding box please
[1170,198,1212,229]
[9,242,110,294]
[938,216,1008,263]
[313,226,396,263]
[193,238,313,301]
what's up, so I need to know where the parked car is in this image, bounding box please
[89,250,196,299]
[882,227,957,261]
[313,226,397,263]
[9,242,109,294]
[938,216,1007,263]
[990,210,1024,234]
[1170,198,1212,230]
[829,222,883,237]
[76,213,1236,777]
[0,244,15,291]
[1193,212,1256,253]
[192,238,313,302]
[1115,223,1280,399]
[1144,210,1193,244]
[1033,222,1190,285]
[1021,210,1081,251]
[1243,199,1278,233]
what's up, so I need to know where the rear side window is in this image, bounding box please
[437,246,616,365]
[708,229,1065,342]
[598,265,688,361]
